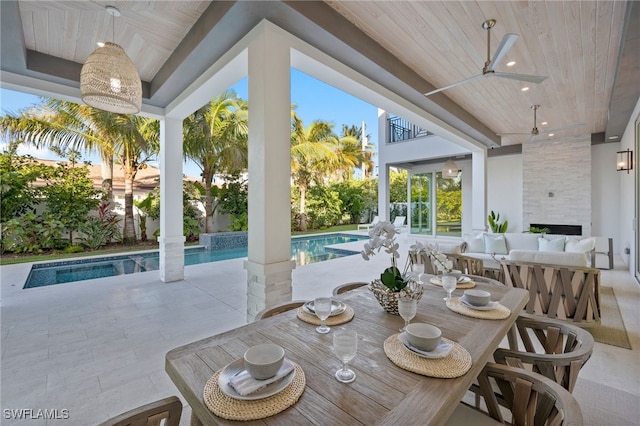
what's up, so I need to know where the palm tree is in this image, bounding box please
[290,114,344,231]
[0,99,159,243]
[341,124,375,179]
[183,91,248,233]
[0,99,116,198]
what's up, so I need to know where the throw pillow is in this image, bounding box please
[538,237,565,252]
[565,237,596,253]
[483,234,508,255]
[463,233,484,253]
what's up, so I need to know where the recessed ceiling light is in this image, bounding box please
[506,61,516,67]
[548,133,554,137]
[608,135,619,140]
[541,121,548,125]
[97,42,105,47]
[521,87,530,92]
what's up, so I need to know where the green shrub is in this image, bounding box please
[63,245,84,254]
[1,214,65,253]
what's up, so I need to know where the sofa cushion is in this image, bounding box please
[503,233,539,251]
[463,233,484,253]
[483,234,508,255]
[435,242,463,255]
[509,250,588,267]
[538,237,565,252]
[565,237,596,253]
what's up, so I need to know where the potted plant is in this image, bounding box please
[488,210,508,233]
[361,221,423,314]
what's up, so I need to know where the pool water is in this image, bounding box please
[24,233,367,288]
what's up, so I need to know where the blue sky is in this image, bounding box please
[0,68,378,177]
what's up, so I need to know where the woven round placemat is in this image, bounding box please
[384,334,472,378]
[203,363,305,421]
[296,305,354,325]
[446,297,511,320]
[430,277,476,289]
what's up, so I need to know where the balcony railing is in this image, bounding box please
[388,116,431,143]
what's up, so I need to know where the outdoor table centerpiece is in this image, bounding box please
[361,220,423,314]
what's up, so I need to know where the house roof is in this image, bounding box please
[33,159,200,194]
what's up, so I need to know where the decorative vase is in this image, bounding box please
[369,279,424,315]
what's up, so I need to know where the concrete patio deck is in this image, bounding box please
[1,234,639,425]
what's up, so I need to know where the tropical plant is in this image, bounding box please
[229,212,248,231]
[305,186,343,229]
[38,161,102,244]
[78,217,115,250]
[1,213,65,254]
[0,149,41,223]
[0,99,160,244]
[145,181,203,240]
[183,91,248,233]
[488,210,509,233]
[134,195,154,241]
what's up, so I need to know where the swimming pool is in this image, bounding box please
[24,233,367,288]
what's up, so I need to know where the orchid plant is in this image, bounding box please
[409,241,453,274]
[361,221,411,292]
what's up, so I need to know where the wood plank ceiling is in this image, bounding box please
[324,0,628,145]
[7,1,636,148]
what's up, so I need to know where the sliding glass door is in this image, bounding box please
[409,173,432,234]
[409,171,462,237]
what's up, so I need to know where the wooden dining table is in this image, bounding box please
[165,276,528,425]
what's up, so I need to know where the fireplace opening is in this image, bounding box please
[529,224,582,235]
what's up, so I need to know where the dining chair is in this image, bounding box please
[457,255,485,276]
[447,363,583,426]
[408,251,438,275]
[494,313,594,393]
[98,396,182,426]
[254,300,307,320]
[332,281,368,296]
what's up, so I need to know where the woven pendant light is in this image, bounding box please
[80,6,141,114]
[442,159,459,179]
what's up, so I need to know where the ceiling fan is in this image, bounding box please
[498,105,585,142]
[423,19,547,97]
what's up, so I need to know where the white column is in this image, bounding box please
[471,149,488,233]
[158,116,185,282]
[243,23,295,321]
[377,109,390,221]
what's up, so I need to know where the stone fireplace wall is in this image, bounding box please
[522,135,591,236]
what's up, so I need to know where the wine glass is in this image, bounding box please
[333,329,357,383]
[412,263,425,285]
[397,298,417,332]
[314,297,332,334]
[442,275,457,301]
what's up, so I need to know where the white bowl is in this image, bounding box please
[405,323,441,352]
[244,344,285,380]
[443,269,463,280]
[463,289,491,306]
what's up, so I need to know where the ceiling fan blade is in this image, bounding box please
[493,72,547,84]
[527,134,536,143]
[486,33,518,71]
[423,74,484,96]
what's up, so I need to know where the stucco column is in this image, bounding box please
[471,149,488,233]
[243,23,295,321]
[158,116,185,282]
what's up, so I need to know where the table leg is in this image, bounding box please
[190,412,204,426]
